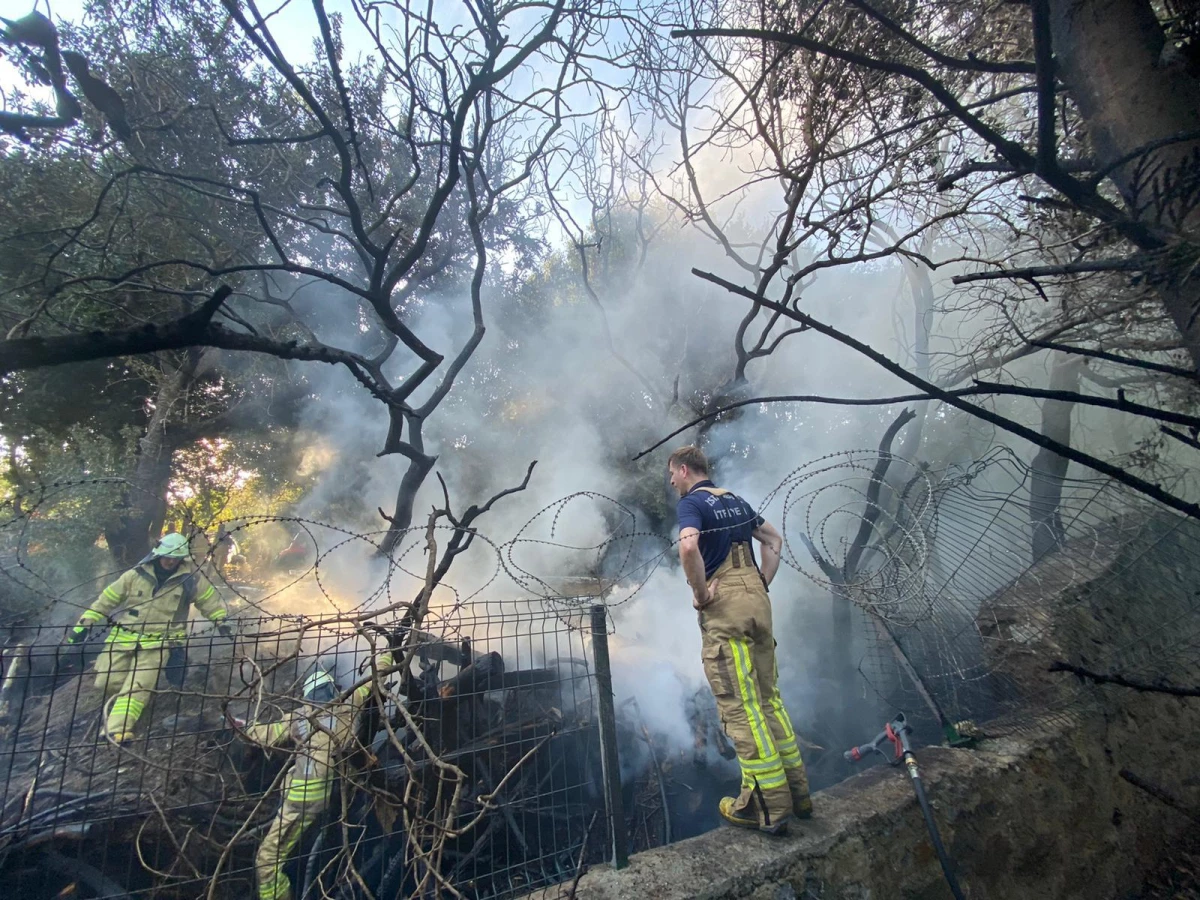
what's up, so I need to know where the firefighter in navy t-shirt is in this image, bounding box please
[669,445,811,833]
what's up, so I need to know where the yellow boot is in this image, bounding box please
[787,767,813,819]
[718,796,792,835]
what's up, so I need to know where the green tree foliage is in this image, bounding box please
[2,0,604,581]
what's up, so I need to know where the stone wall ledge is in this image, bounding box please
[527,704,1197,900]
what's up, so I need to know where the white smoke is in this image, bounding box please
[266,213,942,750]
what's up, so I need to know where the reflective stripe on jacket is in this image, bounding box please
[78,558,225,635]
[246,652,395,805]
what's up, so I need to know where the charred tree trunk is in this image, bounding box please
[806,409,916,700]
[1049,0,1200,372]
[380,456,436,556]
[1028,355,1083,562]
[103,349,202,567]
[378,416,437,558]
[894,255,936,462]
[835,409,917,685]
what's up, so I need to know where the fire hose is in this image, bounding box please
[845,712,966,900]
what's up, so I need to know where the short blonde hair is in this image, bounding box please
[667,445,709,475]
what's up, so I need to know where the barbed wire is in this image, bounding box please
[0,451,1197,898]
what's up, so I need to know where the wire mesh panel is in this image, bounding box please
[0,479,650,900]
[779,447,1200,743]
[0,610,611,900]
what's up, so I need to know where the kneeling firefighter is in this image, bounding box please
[65,532,230,743]
[234,634,401,900]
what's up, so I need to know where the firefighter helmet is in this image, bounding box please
[302,667,338,704]
[151,533,190,559]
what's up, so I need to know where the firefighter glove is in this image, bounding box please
[217,623,234,639]
[387,626,408,650]
[65,625,89,645]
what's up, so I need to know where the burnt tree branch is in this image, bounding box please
[843,408,916,580]
[0,287,404,407]
[1026,338,1198,381]
[0,286,232,375]
[950,257,1148,284]
[972,379,1200,430]
[1161,426,1200,451]
[1031,0,1057,175]
[1049,661,1200,697]
[633,381,1200,460]
[937,158,1095,191]
[688,268,1200,522]
[1119,769,1200,823]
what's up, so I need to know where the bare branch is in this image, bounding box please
[951,258,1149,284]
[634,379,1200,459]
[1050,661,1200,697]
[1161,426,1200,452]
[689,267,1200,522]
[1027,338,1199,381]
[1031,0,1057,175]
[1119,769,1200,824]
[669,26,1160,250]
[845,0,1037,74]
[972,379,1200,430]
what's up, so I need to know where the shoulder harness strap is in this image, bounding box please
[171,572,198,626]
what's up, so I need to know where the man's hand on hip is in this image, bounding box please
[692,581,717,611]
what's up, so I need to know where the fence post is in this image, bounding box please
[590,603,629,869]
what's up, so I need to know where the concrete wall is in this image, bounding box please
[536,693,1199,900]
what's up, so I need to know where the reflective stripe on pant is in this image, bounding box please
[93,634,167,737]
[763,650,811,808]
[727,638,788,792]
[698,553,803,826]
[257,779,327,900]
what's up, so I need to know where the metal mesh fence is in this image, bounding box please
[0,478,663,900]
[2,446,1199,898]
[778,446,1200,747]
[0,609,615,900]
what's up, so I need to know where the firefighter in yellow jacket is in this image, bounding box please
[668,445,812,834]
[233,641,397,900]
[65,532,230,743]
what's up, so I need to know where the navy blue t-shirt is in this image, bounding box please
[676,480,765,579]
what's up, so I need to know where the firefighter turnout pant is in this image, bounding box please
[699,543,811,827]
[256,769,331,900]
[93,630,169,738]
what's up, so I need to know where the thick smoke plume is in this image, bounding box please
[279,210,951,756]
